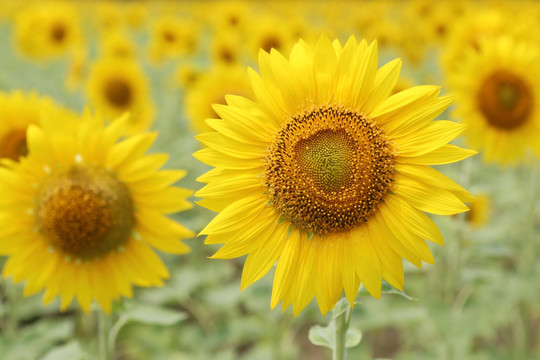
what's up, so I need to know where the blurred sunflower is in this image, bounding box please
[0,91,76,161]
[148,15,200,62]
[246,14,296,59]
[0,112,193,314]
[101,31,137,59]
[13,2,83,59]
[209,32,244,66]
[175,64,202,89]
[440,6,530,74]
[467,193,491,229]
[209,1,251,34]
[86,57,155,135]
[65,47,88,92]
[195,36,474,315]
[184,63,254,134]
[448,36,540,164]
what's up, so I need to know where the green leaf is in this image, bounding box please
[120,302,188,326]
[332,297,352,319]
[40,341,88,360]
[355,281,416,303]
[308,324,334,349]
[308,322,362,350]
[345,327,362,348]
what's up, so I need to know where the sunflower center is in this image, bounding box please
[36,166,134,260]
[0,128,28,161]
[163,30,176,43]
[261,36,281,52]
[264,105,395,236]
[51,23,67,43]
[477,70,532,130]
[105,78,132,108]
[295,129,356,193]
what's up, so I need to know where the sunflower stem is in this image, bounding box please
[1,279,19,338]
[333,306,352,360]
[97,309,112,360]
[514,162,539,357]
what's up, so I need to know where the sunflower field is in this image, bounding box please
[0,1,539,360]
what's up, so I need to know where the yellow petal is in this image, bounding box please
[394,121,466,158]
[393,174,470,215]
[398,144,477,165]
[199,196,267,235]
[241,221,289,290]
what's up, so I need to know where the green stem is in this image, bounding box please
[514,163,539,357]
[97,310,112,360]
[2,279,19,338]
[333,307,352,360]
[519,162,538,275]
[444,157,473,303]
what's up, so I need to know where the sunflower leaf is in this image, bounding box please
[119,302,188,326]
[345,327,363,348]
[332,297,352,319]
[40,341,89,360]
[308,324,334,349]
[355,281,416,303]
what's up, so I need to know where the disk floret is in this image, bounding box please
[36,166,134,260]
[477,70,532,130]
[264,105,396,236]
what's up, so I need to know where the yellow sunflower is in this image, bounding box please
[0,111,193,314]
[440,5,530,75]
[466,193,491,229]
[175,64,202,89]
[209,32,245,66]
[0,91,77,161]
[86,57,155,136]
[194,36,475,316]
[184,63,254,134]
[13,1,83,60]
[100,31,137,60]
[246,14,296,60]
[447,36,540,165]
[208,1,252,35]
[148,15,200,63]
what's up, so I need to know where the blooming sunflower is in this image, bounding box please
[100,31,137,60]
[148,15,200,63]
[0,91,77,161]
[0,112,193,314]
[13,2,83,60]
[195,36,474,316]
[246,14,296,59]
[86,57,155,136]
[447,36,540,165]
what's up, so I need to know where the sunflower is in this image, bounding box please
[0,111,194,314]
[100,31,137,60]
[208,1,252,35]
[175,64,202,89]
[209,32,244,66]
[194,36,475,316]
[0,91,77,161]
[13,2,83,60]
[447,36,540,165]
[246,14,296,60]
[86,57,155,136]
[440,5,531,75]
[148,15,200,63]
[466,193,491,229]
[184,63,254,134]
